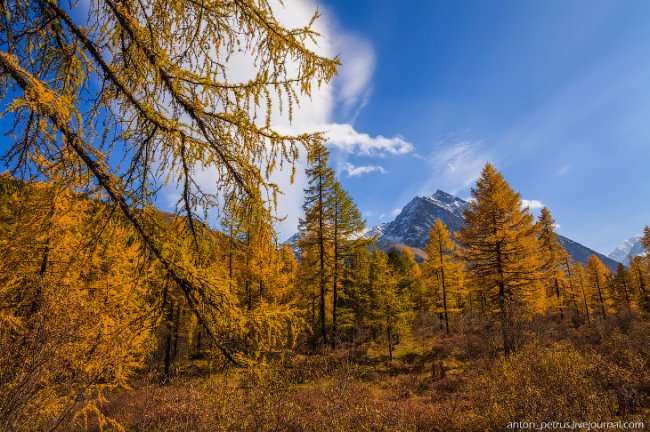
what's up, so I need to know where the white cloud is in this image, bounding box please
[392,208,402,216]
[553,223,562,230]
[521,199,545,210]
[262,0,385,239]
[180,0,407,240]
[274,122,415,158]
[421,141,491,195]
[342,162,387,177]
[324,123,414,157]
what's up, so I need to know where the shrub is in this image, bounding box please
[468,341,615,429]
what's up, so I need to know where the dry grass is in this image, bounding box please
[88,316,650,432]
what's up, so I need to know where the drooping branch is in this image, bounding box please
[0,50,240,366]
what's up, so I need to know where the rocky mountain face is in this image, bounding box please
[608,234,646,266]
[372,191,620,270]
[380,191,466,249]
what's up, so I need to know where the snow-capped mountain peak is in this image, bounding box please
[608,234,645,266]
[368,189,619,269]
[422,190,469,218]
[285,189,621,270]
[379,192,467,248]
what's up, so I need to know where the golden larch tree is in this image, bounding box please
[537,207,570,319]
[456,163,543,356]
[298,141,335,346]
[585,255,612,319]
[424,218,464,335]
[0,0,338,365]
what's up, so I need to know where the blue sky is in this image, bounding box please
[1,1,648,255]
[310,0,650,254]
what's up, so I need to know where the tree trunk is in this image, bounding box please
[622,278,631,310]
[439,243,450,335]
[554,278,564,320]
[164,298,174,378]
[495,240,511,357]
[318,176,327,346]
[387,324,393,362]
[171,304,181,366]
[578,273,591,324]
[594,276,606,319]
[332,206,339,350]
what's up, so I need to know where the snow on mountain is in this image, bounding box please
[284,232,302,244]
[372,190,619,270]
[381,191,467,248]
[421,190,468,219]
[360,222,390,239]
[608,234,645,266]
[282,232,302,257]
[284,189,621,270]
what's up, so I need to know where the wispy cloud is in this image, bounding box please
[521,199,544,210]
[421,141,491,195]
[555,164,571,176]
[342,162,387,177]
[333,34,375,117]
[392,208,402,216]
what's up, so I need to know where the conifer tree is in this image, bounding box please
[613,263,632,311]
[330,181,367,348]
[642,226,650,253]
[368,250,408,362]
[629,256,650,311]
[537,207,569,319]
[0,0,338,366]
[0,181,153,429]
[585,255,612,319]
[560,255,582,319]
[389,248,426,310]
[299,142,335,346]
[339,247,373,343]
[571,263,592,323]
[456,163,543,356]
[424,219,462,335]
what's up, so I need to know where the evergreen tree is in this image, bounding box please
[298,142,335,346]
[571,263,592,323]
[339,247,373,343]
[585,255,612,319]
[456,163,543,356]
[424,219,463,335]
[367,250,409,362]
[629,256,650,312]
[537,207,569,319]
[330,181,367,348]
[613,263,632,311]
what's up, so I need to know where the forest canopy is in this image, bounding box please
[0,0,338,359]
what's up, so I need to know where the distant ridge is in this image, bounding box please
[371,190,620,270]
[283,190,621,270]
